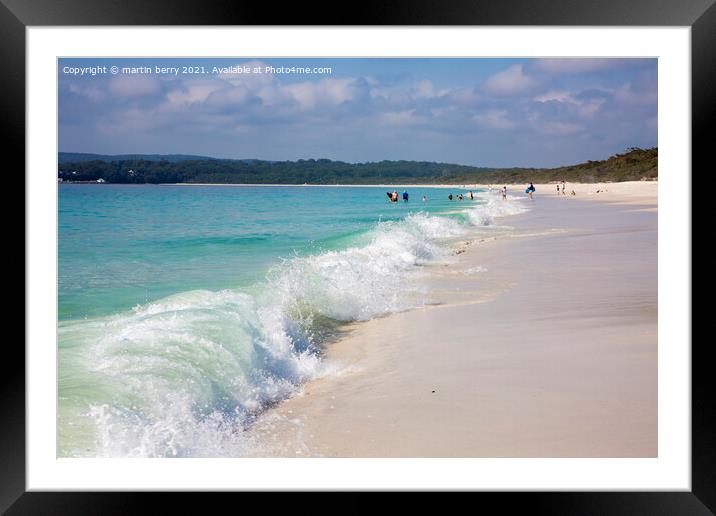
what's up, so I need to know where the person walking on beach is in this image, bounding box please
[556,184,561,195]
[501,186,507,200]
[403,190,409,202]
[561,180,567,196]
[526,182,535,199]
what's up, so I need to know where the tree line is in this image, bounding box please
[58,148,657,185]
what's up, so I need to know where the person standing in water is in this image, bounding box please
[403,190,409,202]
[501,186,507,200]
[468,191,474,200]
[392,190,399,202]
[526,182,535,199]
[422,195,427,202]
[448,193,453,201]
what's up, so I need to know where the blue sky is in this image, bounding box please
[58,58,657,167]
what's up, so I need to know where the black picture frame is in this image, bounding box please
[5,0,708,512]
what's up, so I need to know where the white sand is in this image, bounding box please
[247,181,658,457]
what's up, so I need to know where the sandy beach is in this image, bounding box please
[247,181,658,458]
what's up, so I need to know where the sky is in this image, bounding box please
[58,58,657,168]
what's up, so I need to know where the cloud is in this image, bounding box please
[613,73,658,106]
[284,77,371,113]
[165,81,220,107]
[108,75,162,97]
[380,109,428,126]
[533,89,608,118]
[216,60,276,87]
[410,79,437,99]
[68,83,105,102]
[473,109,514,130]
[529,58,635,74]
[59,58,658,168]
[204,84,256,112]
[440,87,480,108]
[483,65,537,96]
[533,90,576,103]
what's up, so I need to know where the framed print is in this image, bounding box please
[6,0,709,512]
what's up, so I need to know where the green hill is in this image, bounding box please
[446,147,658,184]
[58,152,222,164]
[58,148,657,185]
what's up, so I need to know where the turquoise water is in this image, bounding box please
[58,184,525,457]
[59,185,468,320]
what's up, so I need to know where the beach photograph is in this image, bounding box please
[57,57,658,459]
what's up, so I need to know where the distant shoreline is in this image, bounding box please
[58,180,658,189]
[164,183,480,188]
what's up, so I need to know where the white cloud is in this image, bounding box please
[411,80,436,99]
[577,99,606,117]
[68,83,105,102]
[284,78,366,111]
[533,90,576,103]
[483,65,537,96]
[533,89,606,118]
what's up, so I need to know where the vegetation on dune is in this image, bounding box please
[58,147,657,185]
[449,147,658,184]
[58,152,219,164]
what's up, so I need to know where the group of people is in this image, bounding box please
[447,191,475,201]
[501,181,578,200]
[385,183,578,203]
[556,180,576,196]
[496,183,534,200]
[387,190,431,203]
[386,190,410,203]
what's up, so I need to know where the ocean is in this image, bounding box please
[58,184,524,457]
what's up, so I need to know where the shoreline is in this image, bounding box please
[165,181,657,193]
[60,180,657,192]
[245,182,658,457]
